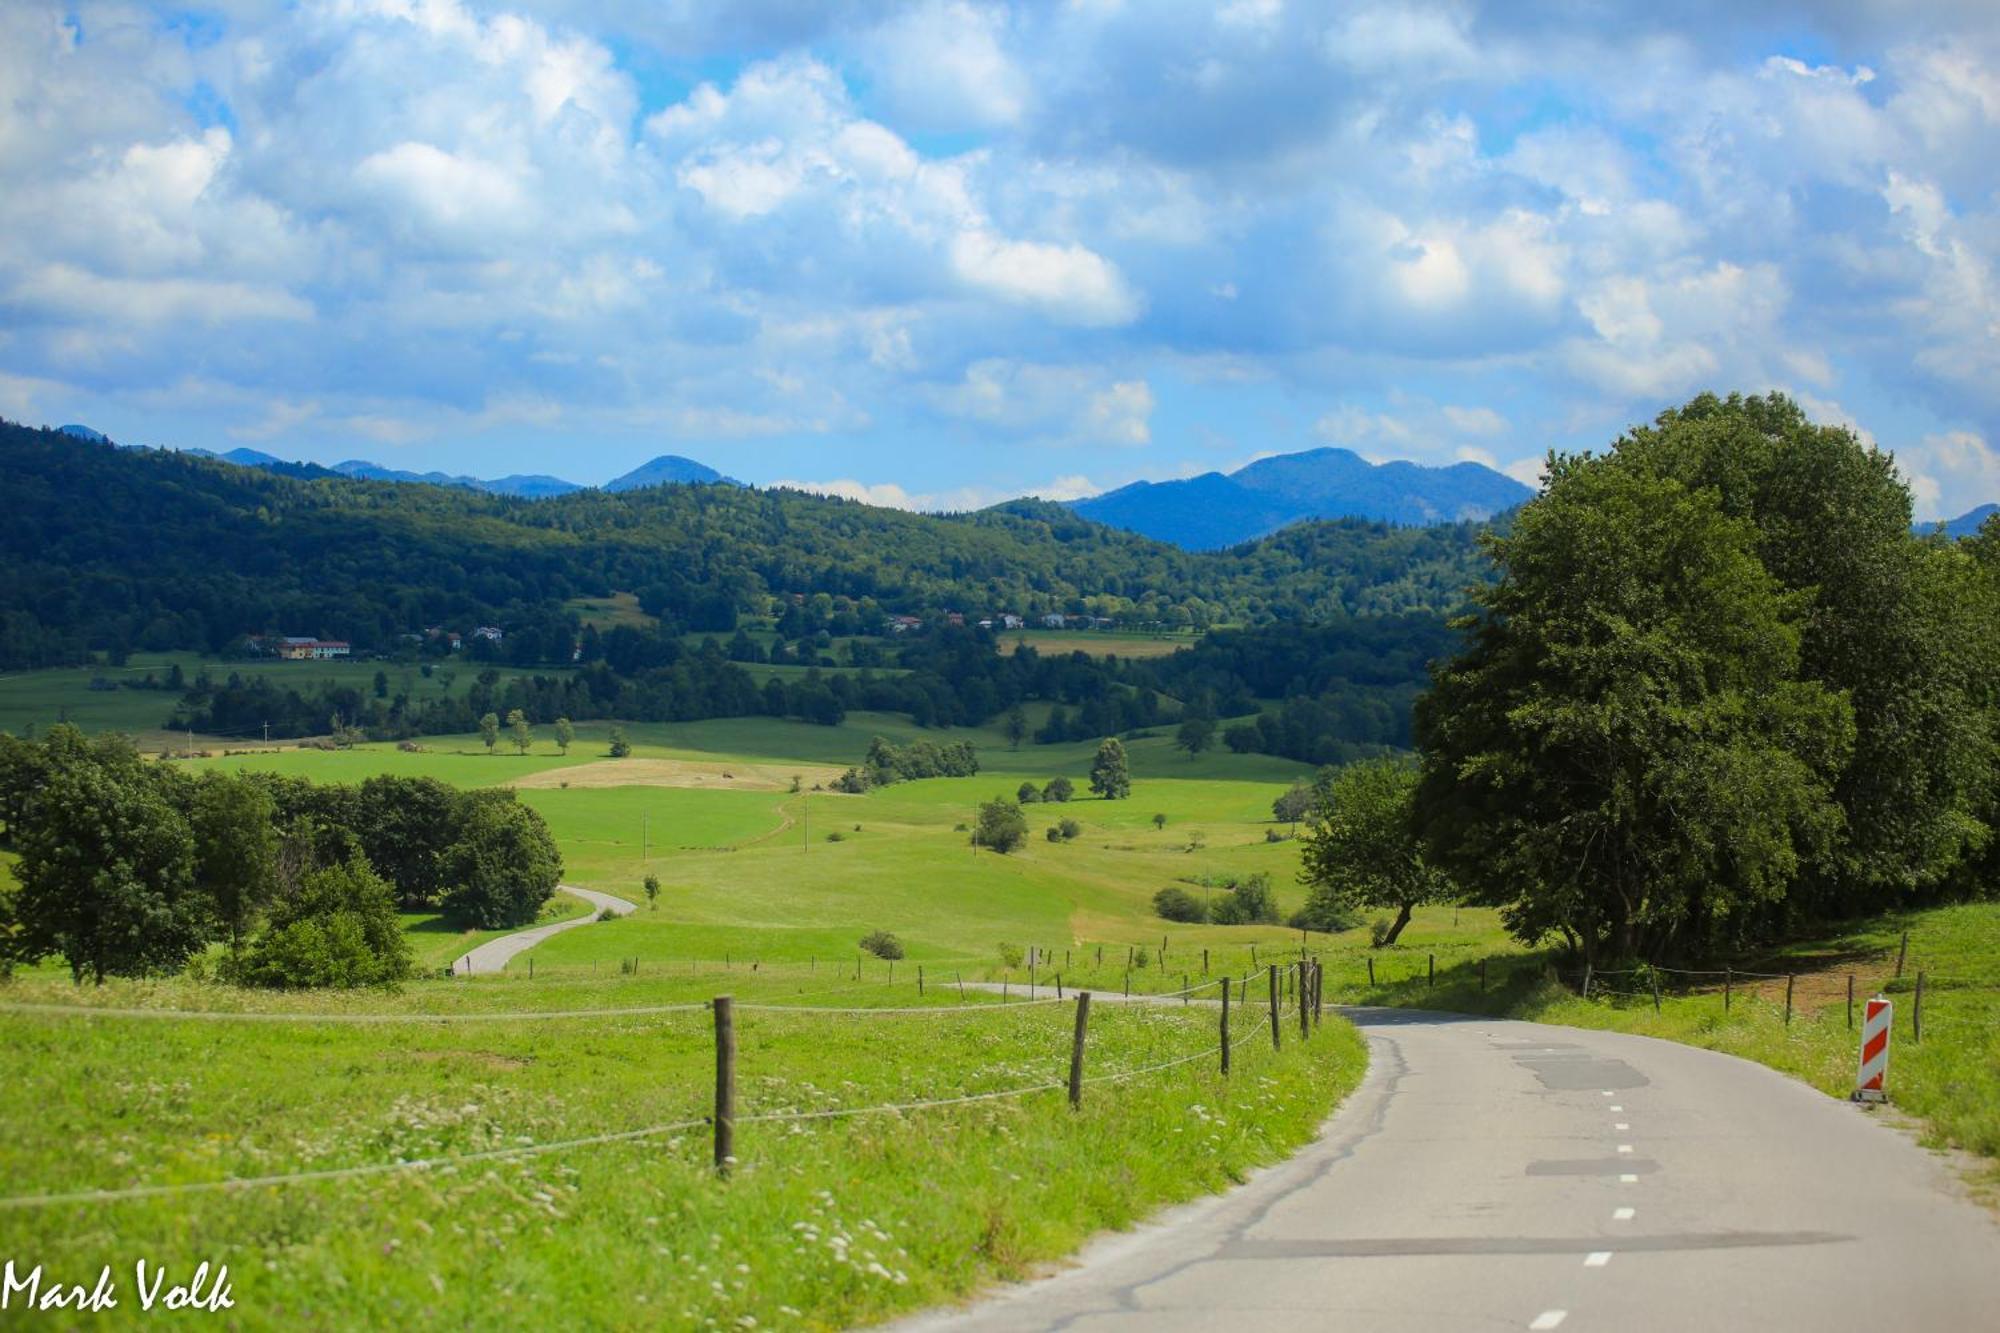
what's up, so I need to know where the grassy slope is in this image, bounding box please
[0,971,1362,1329]
[1,711,1377,1328]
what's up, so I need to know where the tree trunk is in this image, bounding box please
[1378,900,1415,947]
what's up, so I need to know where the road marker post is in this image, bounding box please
[1854,995,1892,1103]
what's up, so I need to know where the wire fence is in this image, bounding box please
[0,960,1334,1213]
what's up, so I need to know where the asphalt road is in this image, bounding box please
[896,1005,2000,1331]
[450,884,634,975]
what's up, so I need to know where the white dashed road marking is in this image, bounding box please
[1613,1207,1635,1221]
[1615,1122,1630,1130]
[1585,1251,1613,1268]
[1529,1311,1568,1330]
[1617,1144,1633,1154]
[1620,1173,1639,1183]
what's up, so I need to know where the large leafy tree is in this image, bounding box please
[1414,455,1853,962]
[1089,737,1131,799]
[1298,758,1449,947]
[232,857,413,989]
[441,792,563,928]
[10,727,208,982]
[1609,393,1992,909]
[189,771,279,953]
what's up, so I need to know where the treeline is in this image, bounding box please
[1413,393,2000,963]
[0,418,1490,670]
[0,726,561,985]
[831,736,980,793]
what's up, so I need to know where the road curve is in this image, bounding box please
[450,885,635,975]
[894,1006,2000,1332]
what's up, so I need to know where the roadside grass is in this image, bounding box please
[0,971,1363,1330]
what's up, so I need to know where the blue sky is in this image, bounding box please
[3,1,1998,517]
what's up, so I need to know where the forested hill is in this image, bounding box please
[0,420,1491,668]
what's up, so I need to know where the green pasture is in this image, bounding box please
[0,652,573,745]
[0,968,1363,1329]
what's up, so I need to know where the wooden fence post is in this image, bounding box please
[1267,964,1281,1052]
[1367,955,1375,987]
[918,966,924,997]
[1183,974,1189,1005]
[1428,954,1435,988]
[1724,967,1731,1013]
[1651,972,1661,1014]
[1582,963,1592,1000]
[528,957,533,980]
[1314,962,1324,1027]
[1846,974,1854,1030]
[1097,944,1103,966]
[1220,978,1231,1075]
[1203,947,1210,976]
[956,971,965,1001]
[1124,970,1130,998]
[1056,973,1063,999]
[1915,972,1925,1045]
[1251,944,1258,967]
[712,996,736,1176]
[1297,961,1309,1040]
[1785,974,1795,1026]
[1068,993,1091,1110]
[1896,930,1909,978]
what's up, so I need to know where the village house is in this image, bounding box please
[274,636,350,660]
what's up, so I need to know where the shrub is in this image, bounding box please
[597,907,617,922]
[826,831,845,842]
[1370,916,1394,947]
[973,797,1028,854]
[997,942,1024,969]
[1042,776,1074,803]
[1153,886,1207,923]
[230,859,412,990]
[860,930,904,960]
[1289,900,1357,933]
[1059,818,1081,840]
[1133,946,1151,969]
[607,727,631,758]
[1017,781,1042,804]
[1209,872,1280,925]
[1046,825,1063,842]
[1265,828,1285,842]
[1152,813,1167,829]
[830,767,872,794]
[643,873,660,910]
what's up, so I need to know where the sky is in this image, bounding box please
[2,1,1998,519]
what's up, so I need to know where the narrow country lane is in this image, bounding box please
[450,885,635,975]
[896,1006,2000,1332]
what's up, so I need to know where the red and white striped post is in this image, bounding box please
[1854,995,1892,1103]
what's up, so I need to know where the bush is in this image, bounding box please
[1153,886,1207,923]
[607,727,631,758]
[826,831,845,842]
[997,942,1024,969]
[1042,776,1074,803]
[1046,825,1063,842]
[1058,818,1081,840]
[1133,946,1150,969]
[1369,916,1394,947]
[1265,828,1285,842]
[973,797,1028,854]
[1209,872,1280,925]
[830,767,872,794]
[1289,900,1357,933]
[230,859,413,990]
[860,930,904,960]
[1017,781,1042,804]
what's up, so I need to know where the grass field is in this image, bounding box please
[0,967,1362,1328]
[1002,629,1197,660]
[0,652,574,746]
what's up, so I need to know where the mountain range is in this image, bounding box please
[50,424,1999,544]
[55,425,727,495]
[1071,446,1536,549]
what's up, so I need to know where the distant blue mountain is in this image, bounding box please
[1940,503,1997,539]
[603,454,734,490]
[55,423,732,497]
[329,459,583,498]
[1072,445,1533,549]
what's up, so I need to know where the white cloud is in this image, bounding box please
[1901,429,2000,521]
[931,359,1153,443]
[859,2,1027,131]
[948,230,1140,326]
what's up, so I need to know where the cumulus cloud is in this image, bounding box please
[1,0,1998,513]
